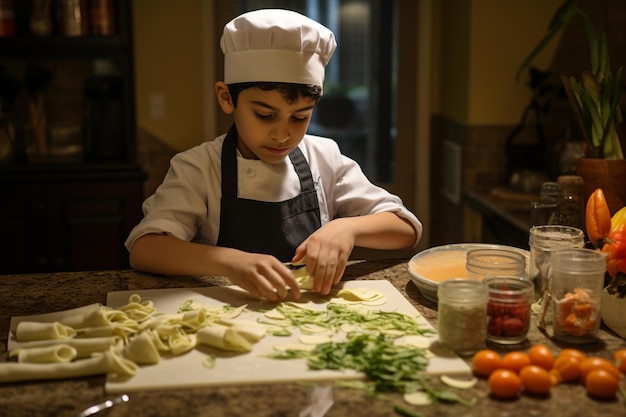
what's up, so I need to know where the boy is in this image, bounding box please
[126,9,422,302]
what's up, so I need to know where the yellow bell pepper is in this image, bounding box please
[610,206,626,233]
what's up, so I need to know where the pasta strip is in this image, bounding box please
[8,336,120,358]
[10,345,77,363]
[196,324,252,352]
[15,321,76,342]
[122,331,160,364]
[0,347,137,383]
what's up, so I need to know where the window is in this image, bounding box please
[236,0,398,182]
[214,1,430,249]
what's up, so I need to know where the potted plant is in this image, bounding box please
[517,0,625,214]
[586,188,626,338]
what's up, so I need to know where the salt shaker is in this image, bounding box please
[437,279,488,356]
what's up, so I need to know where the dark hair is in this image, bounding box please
[227,82,322,107]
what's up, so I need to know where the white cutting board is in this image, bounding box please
[104,280,471,393]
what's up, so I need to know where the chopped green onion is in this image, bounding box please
[202,355,216,369]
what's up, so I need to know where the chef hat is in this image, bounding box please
[220,9,337,90]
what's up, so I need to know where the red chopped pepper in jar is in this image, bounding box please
[484,277,534,344]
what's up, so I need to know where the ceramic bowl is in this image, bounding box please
[408,243,530,302]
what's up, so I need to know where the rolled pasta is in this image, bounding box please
[197,324,251,352]
[15,321,76,342]
[122,331,160,364]
[180,310,207,331]
[0,348,137,383]
[10,345,77,363]
[76,323,138,341]
[292,267,314,290]
[118,294,156,322]
[219,318,267,343]
[168,332,196,356]
[82,308,138,330]
[9,337,120,358]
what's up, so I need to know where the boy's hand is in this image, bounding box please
[226,253,301,302]
[293,219,355,295]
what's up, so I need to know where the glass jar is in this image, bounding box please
[529,182,562,226]
[529,225,585,302]
[484,276,534,345]
[551,248,606,344]
[557,175,584,230]
[437,279,488,356]
[466,248,527,280]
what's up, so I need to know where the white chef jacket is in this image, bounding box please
[125,133,422,250]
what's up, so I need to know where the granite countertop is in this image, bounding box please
[1,260,624,417]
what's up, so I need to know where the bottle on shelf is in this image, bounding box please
[530,182,562,226]
[556,175,584,230]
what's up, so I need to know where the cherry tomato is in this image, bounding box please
[501,351,531,373]
[528,344,555,370]
[579,356,622,381]
[614,349,626,374]
[557,348,586,363]
[488,369,522,399]
[585,369,619,399]
[472,349,502,377]
[552,355,583,383]
[519,365,552,395]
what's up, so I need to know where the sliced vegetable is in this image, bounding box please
[394,405,425,417]
[307,333,430,391]
[440,375,478,389]
[298,334,332,345]
[271,343,315,353]
[554,288,597,337]
[402,391,432,406]
[202,354,216,369]
[264,302,434,338]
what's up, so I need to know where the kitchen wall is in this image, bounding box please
[429,0,626,246]
[132,0,212,197]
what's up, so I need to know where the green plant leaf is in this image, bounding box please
[515,0,581,80]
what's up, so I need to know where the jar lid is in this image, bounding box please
[438,278,488,303]
[557,175,583,186]
[539,182,562,202]
[466,249,527,275]
[529,225,585,249]
[551,248,607,273]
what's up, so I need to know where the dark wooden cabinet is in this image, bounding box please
[0,1,146,274]
[0,164,146,274]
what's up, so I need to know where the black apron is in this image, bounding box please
[216,125,321,262]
